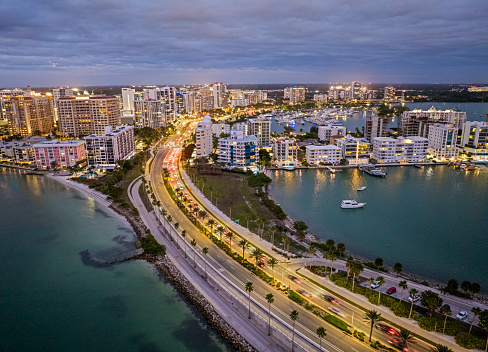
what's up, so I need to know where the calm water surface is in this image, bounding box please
[269,166,488,290]
[0,168,229,352]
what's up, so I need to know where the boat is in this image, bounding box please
[282,166,296,171]
[414,164,423,168]
[341,200,366,209]
[357,186,366,191]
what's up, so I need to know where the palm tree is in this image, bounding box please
[316,327,327,350]
[217,225,224,241]
[245,214,251,229]
[268,258,279,282]
[245,282,253,319]
[351,263,364,292]
[167,215,172,223]
[207,219,215,235]
[408,288,418,319]
[190,239,197,267]
[202,247,209,279]
[174,222,180,245]
[431,345,453,352]
[252,248,263,267]
[225,232,234,253]
[208,185,213,202]
[266,293,274,335]
[442,306,452,334]
[229,201,233,219]
[368,277,375,289]
[399,280,408,303]
[399,328,415,349]
[238,239,250,260]
[290,310,299,352]
[181,230,187,258]
[346,257,354,278]
[376,276,385,305]
[327,252,337,278]
[364,310,382,342]
[470,307,482,334]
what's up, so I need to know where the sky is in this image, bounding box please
[1,0,487,86]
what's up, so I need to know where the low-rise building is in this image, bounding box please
[218,131,258,168]
[34,140,86,169]
[305,145,340,165]
[13,144,36,164]
[84,126,135,169]
[459,121,488,161]
[273,137,298,167]
[428,123,458,161]
[372,136,429,163]
[313,94,328,102]
[318,125,347,142]
[336,135,370,165]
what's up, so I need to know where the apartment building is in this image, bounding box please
[399,107,466,138]
[34,140,86,169]
[133,99,167,128]
[195,115,213,158]
[84,126,135,169]
[305,145,340,165]
[58,96,121,137]
[273,137,298,167]
[459,121,488,161]
[372,136,428,163]
[313,94,328,102]
[427,123,458,161]
[336,135,370,165]
[318,125,347,142]
[218,131,258,168]
[248,117,271,147]
[212,123,230,137]
[6,96,54,137]
[365,115,389,143]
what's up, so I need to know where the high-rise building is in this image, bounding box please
[318,125,347,142]
[212,123,230,136]
[288,86,305,104]
[373,136,428,163]
[427,123,458,161]
[33,140,86,169]
[212,82,226,109]
[7,96,54,137]
[1,89,25,124]
[459,121,488,161]
[365,115,389,142]
[350,82,362,100]
[58,96,121,137]
[314,94,328,102]
[195,115,213,158]
[273,137,298,167]
[218,131,258,168]
[399,107,466,138]
[133,99,167,128]
[121,88,135,112]
[158,86,177,121]
[248,117,271,147]
[84,126,135,169]
[384,87,395,100]
[283,87,292,100]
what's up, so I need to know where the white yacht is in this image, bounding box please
[357,186,367,191]
[341,200,366,209]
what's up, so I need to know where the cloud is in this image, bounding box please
[0,0,487,86]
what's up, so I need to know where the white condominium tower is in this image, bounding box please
[247,117,271,147]
[427,123,458,161]
[212,82,226,109]
[84,126,135,169]
[273,137,298,167]
[58,96,121,137]
[195,115,213,158]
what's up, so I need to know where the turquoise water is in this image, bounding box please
[0,168,229,352]
[269,166,488,290]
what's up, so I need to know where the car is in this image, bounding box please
[257,262,265,268]
[456,310,468,320]
[386,287,397,295]
[371,281,380,289]
[375,323,399,336]
[288,275,301,283]
[297,289,309,297]
[328,306,346,317]
[323,295,339,304]
[388,338,410,351]
[408,295,420,303]
[439,304,451,314]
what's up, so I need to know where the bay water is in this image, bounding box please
[0,168,229,352]
[269,165,488,291]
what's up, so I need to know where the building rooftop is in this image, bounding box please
[306,144,340,150]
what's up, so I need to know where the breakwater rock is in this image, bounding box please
[156,256,256,352]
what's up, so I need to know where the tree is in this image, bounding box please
[399,328,415,349]
[252,248,263,266]
[217,225,224,241]
[470,307,482,334]
[268,258,279,282]
[198,210,207,221]
[364,310,382,342]
[408,288,419,319]
[461,281,472,298]
[471,282,481,297]
[266,293,274,336]
[225,232,234,253]
[345,256,354,277]
[207,219,215,234]
[477,309,488,352]
[446,279,459,294]
[308,246,317,267]
[430,345,453,352]
[374,257,383,269]
[190,239,197,267]
[229,201,233,218]
[376,276,386,305]
[393,263,403,276]
[368,277,375,289]
[174,222,180,245]
[399,281,408,303]
[181,230,187,258]
[336,243,346,257]
[293,221,308,239]
[238,239,250,260]
[420,290,443,317]
[290,310,299,352]
[442,306,452,334]
[246,282,254,319]
[351,262,364,292]
[316,327,327,350]
[325,239,335,251]
[202,247,209,279]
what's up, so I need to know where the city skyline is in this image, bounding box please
[1,0,487,86]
